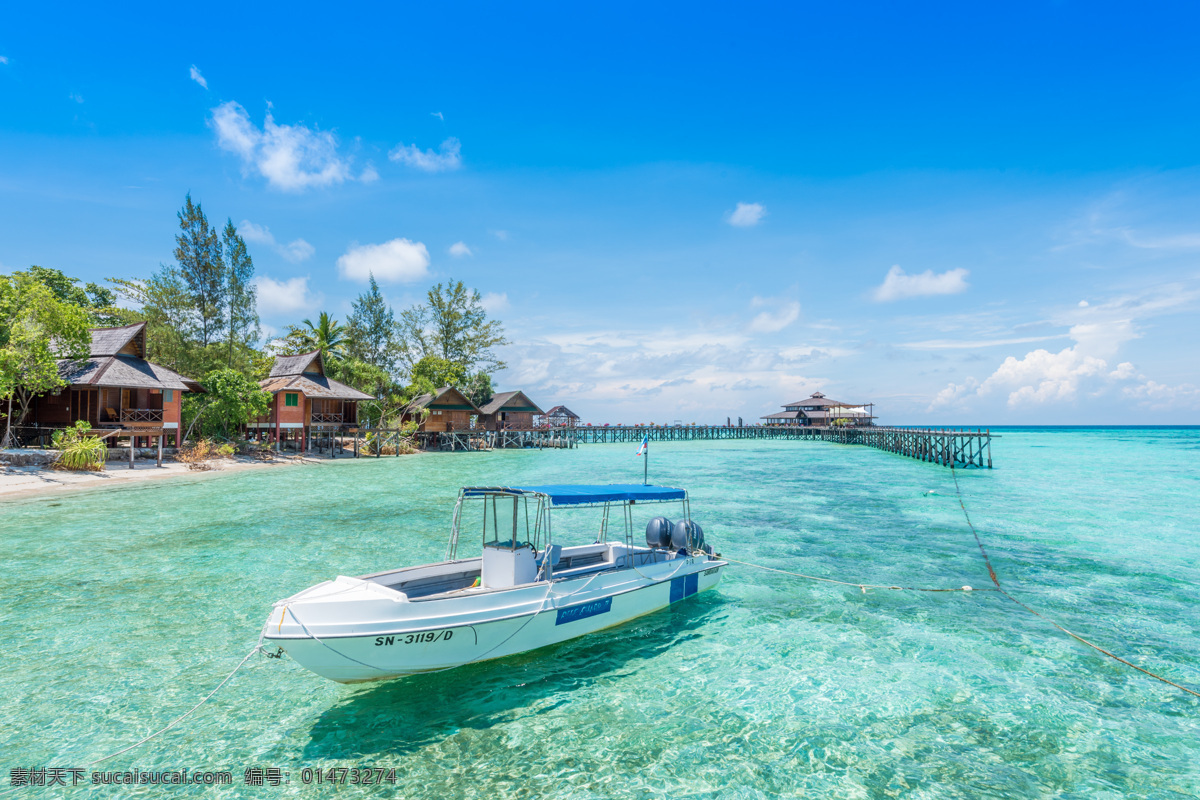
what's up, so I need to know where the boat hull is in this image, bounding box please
[265,555,724,683]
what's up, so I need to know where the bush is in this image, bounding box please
[51,421,107,471]
[178,439,236,471]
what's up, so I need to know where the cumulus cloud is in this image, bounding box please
[210,101,352,192]
[873,265,969,302]
[337,238,430,283]
[388,137,462,172]
[727,202,766,227]
[748,298,801,333]
[238,220,314,263]
[927,285,1200,411]
[449,241,472,257]
[189,65,208,89]
[360,164,380,183]
[253,275,318,315]
[480,292,509,313]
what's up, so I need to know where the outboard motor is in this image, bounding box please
[645,517,673,549]
[670,520,704,551]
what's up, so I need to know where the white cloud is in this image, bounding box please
[902,335,1067,350]
[210,101,352,192]
[748,299,801,333]
[360,164,380,184]
[1078,300,1089,307]
[431,111,444,121]
[727,202,766,227]
[388,137,462,172]
[189,65,208,89]
[337,238,430,283]
[1123,380,1200,411]
[237,220,314,263]
[68,92,84,104]
[872,265,969,302]
[253,275,318,315]
[0,56,8,65]
[480,292,509,313]
[449,241,473,257]
[491,230,509,241]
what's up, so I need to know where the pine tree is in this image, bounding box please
[346,274,398,376]
[222,219,259,367]
[173,194,227,347]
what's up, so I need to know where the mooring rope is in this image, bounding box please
[947,465,1200,699]
[0,643,264,798]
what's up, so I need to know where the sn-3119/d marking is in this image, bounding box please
[374,630,454,646]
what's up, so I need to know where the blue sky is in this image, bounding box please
[2,2,1198,424]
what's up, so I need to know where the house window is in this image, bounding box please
[285,393,299,407]
[164,390,174,403]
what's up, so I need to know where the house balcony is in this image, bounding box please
[121,408,164,423]
[310,412,344,424]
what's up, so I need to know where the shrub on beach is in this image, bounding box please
[178,439,236,471]
[51,421,107,471]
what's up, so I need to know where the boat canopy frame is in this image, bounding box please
[446,484,691,561]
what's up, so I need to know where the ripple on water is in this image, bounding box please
[1,431,1199,798]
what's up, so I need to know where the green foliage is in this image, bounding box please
[326,356,388,397]
[174,194,227,347]
[278,312,347,361]
[410,355,467,391]
[13,266,121,326]
[397,279,508,379]
[463,372,493,408]
[0,273,92,447]
[222,219,260,366]
[346,274,400,376]
[185,368,271,440]
[51,420,107,471]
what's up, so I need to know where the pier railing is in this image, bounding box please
[570,425,993,468]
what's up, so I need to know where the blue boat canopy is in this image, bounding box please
[463,484,686,506]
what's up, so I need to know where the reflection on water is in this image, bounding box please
[305,597,721,760]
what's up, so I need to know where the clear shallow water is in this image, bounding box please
[2,429,1198,798]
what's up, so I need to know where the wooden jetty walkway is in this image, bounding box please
[574,425,993,468]
[317,424,991,468]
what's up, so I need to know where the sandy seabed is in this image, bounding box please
[0,455,335,501]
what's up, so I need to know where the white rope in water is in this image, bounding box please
[0,643,263,799]
[722,555,991,594]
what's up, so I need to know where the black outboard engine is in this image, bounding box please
[645,517,673,548]
[670,520,704,551]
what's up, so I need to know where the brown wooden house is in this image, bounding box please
[479,391,544,431]
[24,322,198,446]
[250,351,374,449]
[542,405,580,428]
[405,386,480,432]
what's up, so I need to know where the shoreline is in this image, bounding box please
[0,454,359,502]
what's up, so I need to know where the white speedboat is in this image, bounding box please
[263,484,726,683]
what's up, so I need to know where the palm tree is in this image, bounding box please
[284,312,347,361]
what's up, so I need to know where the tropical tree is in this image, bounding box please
[110,266,203,376]
[345,274,399,375]
[0,274,92,447]
[173,194,227,347]
[222,219,260,368]
[182,368,271,441]
[13,266,121,326]
[397,279,508,380]
[278,312,347,361]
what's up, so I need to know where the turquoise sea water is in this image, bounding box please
[2,429,1198,798]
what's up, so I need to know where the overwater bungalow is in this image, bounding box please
[479,391,545,431]
[761,391,875,427]
[24,322,198,446]
[405,386,481,432]
[249,351,374,449]
[542,405,581,428]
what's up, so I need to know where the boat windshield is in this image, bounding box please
[448,484,690,560]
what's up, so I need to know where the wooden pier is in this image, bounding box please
[572,425,993,468]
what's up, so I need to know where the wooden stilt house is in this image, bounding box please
[479,391,544,431]
[23,322,198,446]
[250,351,374,450]
[542,405,581,428]
[404,386,481,432]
